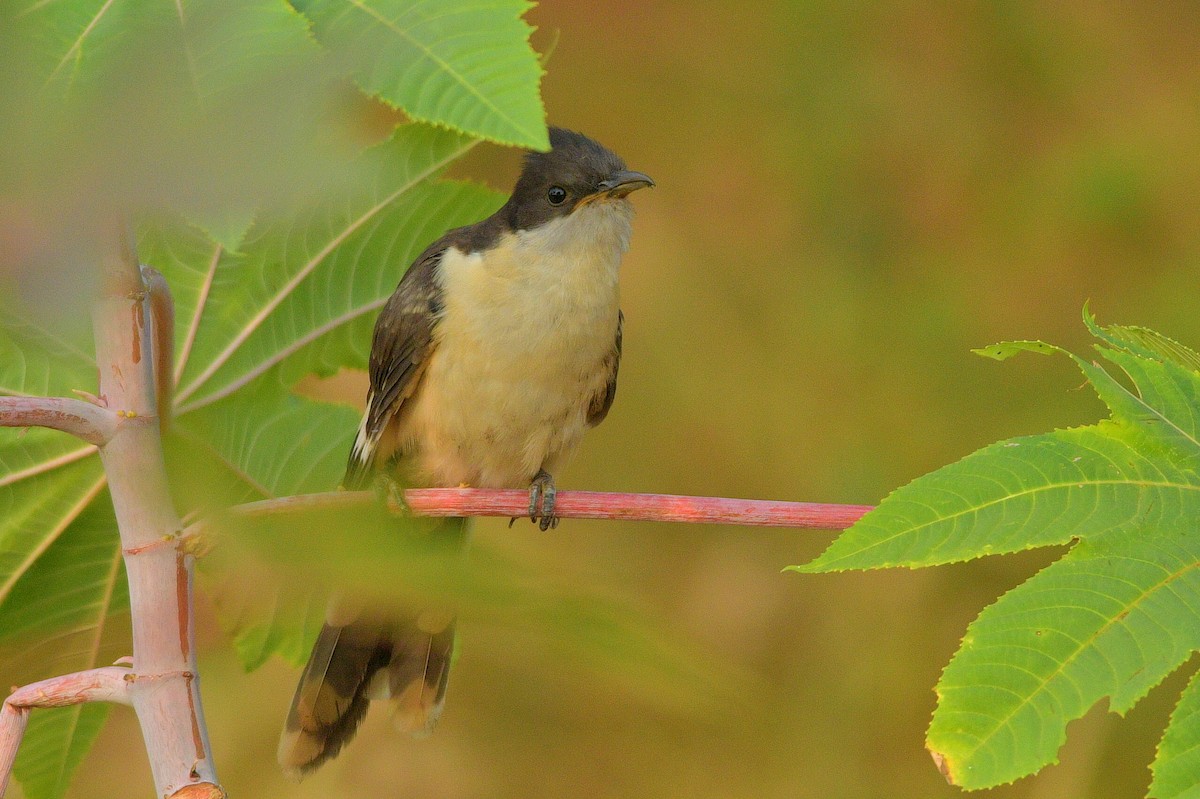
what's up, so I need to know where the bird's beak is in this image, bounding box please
[579,170,655,206]
[598,170,655,197]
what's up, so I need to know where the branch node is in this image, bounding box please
[71,389,107,407]
[0,396,120,446]
[125,670,195,684]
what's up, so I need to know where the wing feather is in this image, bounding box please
[343,244,446,488]
[587,310,623,427]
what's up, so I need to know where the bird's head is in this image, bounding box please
[505,127,654,232]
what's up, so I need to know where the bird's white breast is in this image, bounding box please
[400,201,633,488]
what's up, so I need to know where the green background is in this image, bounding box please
[26,2,1200,797]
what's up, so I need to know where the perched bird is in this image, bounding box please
[278,126,654,775]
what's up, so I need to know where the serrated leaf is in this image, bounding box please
[293,0,548,148]
[1084,304,1200,373]
[928,532,1200,789]
[1083,348,1200,463]
[798,312,1200,791]
[794,423,1196,572]
[1151,669,1200,799]
[971,340,1061,361]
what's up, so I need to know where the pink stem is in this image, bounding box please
[0,667,132,795]
[0,396,119,446]
[91,235,223,798]
[197,489,871,531]
[409,489,872,528]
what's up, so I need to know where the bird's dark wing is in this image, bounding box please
[587,310,623,427]
[343,242,446,489]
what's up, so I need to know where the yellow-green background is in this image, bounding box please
[59,2,1200,797]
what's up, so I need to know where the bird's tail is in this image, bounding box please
[277,518,467,778]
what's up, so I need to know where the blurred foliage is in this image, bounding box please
[1,1,551,797]
[800,311,1200,793]
[2,1,1200,799]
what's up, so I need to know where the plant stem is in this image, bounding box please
[186,488,871,535]
[91,232,224,798]
[0,396,119,446]
[0,668,133,796]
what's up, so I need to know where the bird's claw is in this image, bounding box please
[372,473,411,515]
[528,469,558,531]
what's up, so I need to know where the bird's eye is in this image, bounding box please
[547,186,567,206]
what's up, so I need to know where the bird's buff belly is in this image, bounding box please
[393,339,610,489]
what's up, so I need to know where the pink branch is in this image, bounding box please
[0,668,132,795]
[0,396,119,446]
[91,251,224,797]
[196,489,871,532]
[408,489,872,527]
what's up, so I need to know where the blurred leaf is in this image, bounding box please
[0,488,126,650]
[293,0,548,149]
[0,0,356,290]
[200,504,730,705]
[0,4,546,793]
[797,314,1200,791]
[168,126,503,413]
[1152,669,1200,799]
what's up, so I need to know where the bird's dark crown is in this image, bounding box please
[503,127,628,231]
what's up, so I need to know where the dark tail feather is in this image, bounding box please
[278,518,467,777]
[277,612,457,777]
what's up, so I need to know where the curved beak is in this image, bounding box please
[598,170,655,197]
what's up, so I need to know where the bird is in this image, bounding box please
[277,126,654,776]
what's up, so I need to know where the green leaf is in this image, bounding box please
[1084,304,1200,373]
[0,455,108,609]
[4,496,128,799]
[174,379,359,499]
[795,312,1200,791]
[1151,669,1200,799]
[0,0,347,231]
[14,705,111,799]
[293,0,548,149]
[928,532,1200,789]
[0,298,95,398]
[793,422,1197,573]
[168,125,504,413]
[971,339,1061,361]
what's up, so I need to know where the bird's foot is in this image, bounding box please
[528,469,558,531]
[372,473,411,515]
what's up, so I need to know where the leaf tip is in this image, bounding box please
[929,748,958,785]
[972,340,1060,361]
